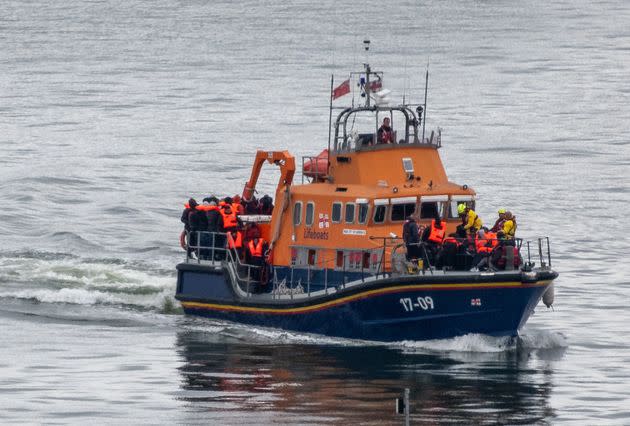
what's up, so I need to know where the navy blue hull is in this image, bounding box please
[176,263,556,342]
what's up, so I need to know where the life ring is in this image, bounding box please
[179,230,187,250]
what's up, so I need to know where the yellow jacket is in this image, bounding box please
[503,219,516,238]
[463,209,483,231]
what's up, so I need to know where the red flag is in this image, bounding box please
[332,79,350,99]
[369,79,382,92]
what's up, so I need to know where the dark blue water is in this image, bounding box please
[2,0,630,423]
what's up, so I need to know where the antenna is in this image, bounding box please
[422,61,429,143]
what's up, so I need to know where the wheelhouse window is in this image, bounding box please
[305,202,314,226]
[449,197,475,219]
[331,202,342,223]
[358,203,369,224]
[391,203,416,221]
[420,202,439,219]
[420,195,448,220]
[293,202,302,225]
[356,198,369,224]
[391,197,417,221]
[345,203,355,223]
[373,205,387,223]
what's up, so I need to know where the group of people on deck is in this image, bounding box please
[402,204,520,272]
[180,194,274,285]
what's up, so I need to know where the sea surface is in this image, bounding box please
[1,0,630,424]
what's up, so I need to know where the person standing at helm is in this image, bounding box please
[458,203,483,236]
[377,117,394,144]
[490,208,507,233]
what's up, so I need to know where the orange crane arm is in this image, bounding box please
[242,151,296,201]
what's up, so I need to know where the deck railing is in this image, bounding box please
[183,231,554,298]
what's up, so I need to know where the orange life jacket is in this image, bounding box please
[428,220,445,244]
[197,204,219,212]
[247,238,264,257]
[221,207,238,229]
[232,202,244,215]
[485,231,499,249]
[227,231,243,249]
[475,235,491,253]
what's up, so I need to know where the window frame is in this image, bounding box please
[449,195,475,219]
[331,202,343,223]
[373,205,387,224]
[345,202,356,224]
[305,201,315,226]
[390,203,416,222]
[293,201,303,226]
[357,203,370,224]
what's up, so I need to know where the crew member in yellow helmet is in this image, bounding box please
[490,208,507,232]
[457,203,483,236]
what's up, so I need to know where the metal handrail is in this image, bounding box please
[184,231,263,295]
[184,230,555,297]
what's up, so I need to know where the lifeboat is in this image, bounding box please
[302,149,329,181]
[174,55,559,342]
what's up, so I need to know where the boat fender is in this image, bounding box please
[542,282,555,308]
[179,230,187,251]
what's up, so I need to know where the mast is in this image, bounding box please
[422,65,429,143]
[327,74,334,150]
[327,74,333,171]
[363,39,371,107]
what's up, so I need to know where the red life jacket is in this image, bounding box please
[227,231,243,249]
[247,238,264,257]
[221,207,238,229]
[428,220,445,244]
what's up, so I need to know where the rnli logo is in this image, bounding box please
[318,213,330,229]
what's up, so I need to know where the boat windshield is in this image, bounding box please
[333,106,440,153]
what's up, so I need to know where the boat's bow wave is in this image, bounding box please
[0,250,179,313]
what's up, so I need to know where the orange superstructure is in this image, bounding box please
[245,66,478,273]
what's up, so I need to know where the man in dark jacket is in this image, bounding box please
[402,215,420,260]
[205,200,225,260]
[187,199,208,258]
[259,195,274,215]
[181,198,197,232]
